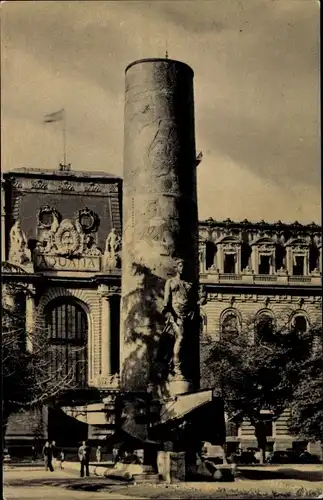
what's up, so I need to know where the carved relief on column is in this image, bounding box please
[319,244,322,274]
[121,59,199,395]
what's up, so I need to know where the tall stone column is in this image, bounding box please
[1,179,6,261]
[120,58,199,397]
[99,285,112,378]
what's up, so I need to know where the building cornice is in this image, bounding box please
[199,218,321,233]
[3,169,123,184]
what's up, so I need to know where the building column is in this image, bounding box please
[199,241,206,273]
[235,247,241,274]
[304,251,309,276]
[99,286,113,377]
[26,285,36,353]
[217,245,224,273]
[251,246,258,274]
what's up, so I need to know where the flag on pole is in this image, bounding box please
[44,109,64,123]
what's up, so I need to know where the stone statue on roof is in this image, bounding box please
[8,220,31,265]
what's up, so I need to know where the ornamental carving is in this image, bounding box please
[54,219,81,256]
[58,180,74,192]
[84,182,101,193]
[11,178,22,189]
[285,238,308,248]
[258,244,275,254]
[8,220,31,265]
[99,285,121,297]
[106,183,119,193]
[37,205,62,229]
[292,246,308,255]
[103,228,121,270]
[223,243,240,253]
[32,179,48,190]
[75,207,100,233]
[35,217,101,258]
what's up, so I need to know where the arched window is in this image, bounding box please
[221,310,240,339]
[255,312,274,342]
[292,314,308,334]
[45,298,88,387]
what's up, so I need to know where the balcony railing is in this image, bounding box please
[200,271,321,286]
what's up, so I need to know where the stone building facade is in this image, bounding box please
[198,218,322,455]
[2,166,122,445]
[2,167,322,453]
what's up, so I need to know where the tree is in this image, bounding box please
[2,266,86,443]
[287,331,323,456]
[200,309,321,464]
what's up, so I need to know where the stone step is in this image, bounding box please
[133,474,160,484]
[134,474,160,484]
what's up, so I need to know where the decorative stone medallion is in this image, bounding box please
[54,219,81,256]
[37,205,62,229]
[75,207,100,233]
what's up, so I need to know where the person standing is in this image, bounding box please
[42,441,54,472]
[96,445,102,463]
[58,448,65,470]
[78,440,91,477]
[112,447,118,464]
[51,440,57,469]
[31,445,37,462]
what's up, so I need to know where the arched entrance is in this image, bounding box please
[45,297,88,387]
[45,297,89,445]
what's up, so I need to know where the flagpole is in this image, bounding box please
[62,109,67,165]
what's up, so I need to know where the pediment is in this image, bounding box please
[285,237,308,248]
[251,236,275,247]
[214,234,242,245]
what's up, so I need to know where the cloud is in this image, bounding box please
[1,0,320,223]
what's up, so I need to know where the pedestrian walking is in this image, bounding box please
[51,440,57,469]
[58,448,65,470]
[112,447,118,464]
[78,440,91,477]
[31,445,37,462]
[96,445,102,463]
[42,441,54,472]
[231,458,237,477]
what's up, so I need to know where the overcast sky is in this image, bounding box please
[1,0,320,223]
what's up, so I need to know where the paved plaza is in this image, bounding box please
[4,464,323,500]
[3,466,138,500]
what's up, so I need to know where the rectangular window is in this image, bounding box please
[293,256,304,276]
[224,254,235,274]
[259,255,271,274]
[259,414,273,437]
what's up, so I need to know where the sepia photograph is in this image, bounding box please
[1,1,321,499]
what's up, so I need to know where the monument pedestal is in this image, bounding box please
[167,376,192,397]
[157,451,186,483]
